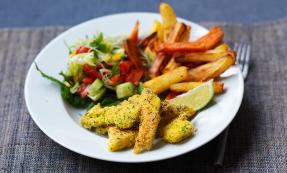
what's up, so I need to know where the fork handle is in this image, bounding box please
[213,126,230,166]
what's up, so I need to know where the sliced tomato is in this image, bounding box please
[125,68,144,85]
[82,77,94,85]
[110,74,120,85]
[83,64,102,80]
[75,46,91,54]
[78,83,89,98]
[119,60,132,74]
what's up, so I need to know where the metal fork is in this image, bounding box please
[213,43,251,166]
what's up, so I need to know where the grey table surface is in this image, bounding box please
[1,0,287,27]
[1,20,287,172]
[1,0,287,172]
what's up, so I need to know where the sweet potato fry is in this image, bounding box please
[158,41,206,53]
[187,52,236,81]
[170,81,224,94]
[123,39,143,69]
[158,26,224,53]
[149,53,170,77]
[162,23,190,73]
[150,23,187,76]
[129,21,139,42]
[144,66,188,94]
[196,26,224,50]
[139,32,157,49]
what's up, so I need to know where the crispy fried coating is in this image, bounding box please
[108,127,137,152]
[113,101,141,129]
[134,89,161,154]
[163,118,195,143]
[81,100,140,130]
[161,100,196,122]
[93,126,108,135]
[157,101,196,137]
[80,104,106,129]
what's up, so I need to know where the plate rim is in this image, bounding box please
[24,12,244,163]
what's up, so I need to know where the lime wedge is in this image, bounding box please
[170,80,214,111]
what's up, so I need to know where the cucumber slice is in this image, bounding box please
[89,78,104,92]
[88,87,106,101]
[88,79,105,101]
[70,82,80,94]
[116,82,135,99]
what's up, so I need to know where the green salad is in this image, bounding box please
[37,32,148,108]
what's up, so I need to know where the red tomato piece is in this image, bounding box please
[110,74,120,85]
[83,64,102,80]
[125,68,144,85]
[78,83,89,98]
[82,77,94,85]
[119,60,132,74]
[75,46,91,54]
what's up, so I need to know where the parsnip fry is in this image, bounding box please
[150,20,164,41]
[159,3,177,41]
[210,43,229,53]
[175,51,228,63]
[144,66,188,94]
[187,52,236,81]
[180,25,191,41]
[162,58,180,73]
[166,22,187,43]
[170,82,224,94]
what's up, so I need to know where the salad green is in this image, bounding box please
[37,32,149,108]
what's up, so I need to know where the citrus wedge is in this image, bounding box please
[170,80,214,111]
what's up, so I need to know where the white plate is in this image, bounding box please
[24,13,244,163]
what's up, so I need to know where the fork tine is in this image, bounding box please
[242,45,251,79]
[240,44,248,70]
[235,43,243,70]
[233,43,239,52]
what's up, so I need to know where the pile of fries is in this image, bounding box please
[136,3,236,98]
